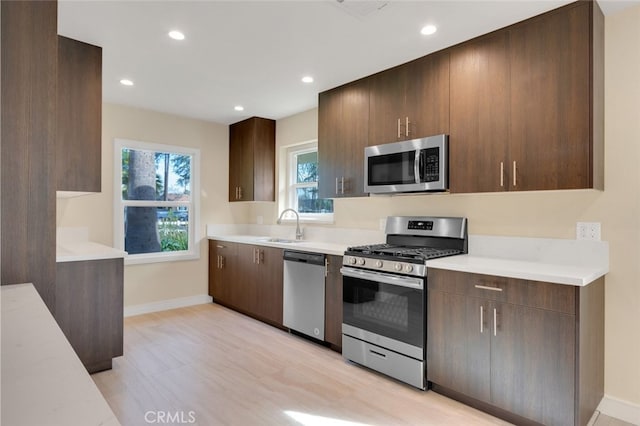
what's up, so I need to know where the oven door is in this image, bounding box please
[341,267,425,354]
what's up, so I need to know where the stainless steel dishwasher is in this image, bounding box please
[283,250,326,340]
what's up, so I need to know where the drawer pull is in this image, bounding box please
[493,308,498,336]
[369,349,387,359]
[475,285,503,292]
[480,305,484,334]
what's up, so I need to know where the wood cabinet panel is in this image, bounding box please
[56,258,124,373]
[229,117,275,201]
[1,0,57,314]
[427,290,490,402]
[427,268,602,426]
[253,245,284,326]
[56,35,102,192]
[208,240,237,305]
[317,79,369,198]
[449,32,510,193]
[490,302,575,425]
[509,2,591,191]
[324,254,343,350]
[368,53,450,147]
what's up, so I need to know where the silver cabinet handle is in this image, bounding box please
[480,305,484,334]
[500,162,504,187]
[475,284,503,292]
[340,177,345,194]
[335,177,339,195]
[220,256,224,269]
[253,248,257,264]
[397,118,401,139]
[258,249,264,265]
[405,117,410,137]
[238,186,242,199]
[493,308,498,336]
[513,161,517,187]
[216,245,225,249]
[324,258,329,277]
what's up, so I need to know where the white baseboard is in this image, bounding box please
[124,294,213,317]
[598,395,640,425]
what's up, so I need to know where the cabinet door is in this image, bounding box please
[509,2,591,191]
[254,246,284,326]
[324,254,343,350]
[318,89,342,199]
[449,32,510,193]
[368,66,407,146]
[318,79,369,199]
[234,244,259,312]
[228,120,254,201]
[407,52,450,139]
[55,259,123,373]
[56,36,102,192]
[427,290,491,402]
[208,240,236,305]
[252,118,276,201]
[490,302,575,425]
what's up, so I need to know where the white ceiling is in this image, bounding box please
[58,0,638,125]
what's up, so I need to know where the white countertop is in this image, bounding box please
[209,234,349,256]
[427,254,607,286]
[0,283,121,426]
[57,227,126,262]
[207,225,609,287]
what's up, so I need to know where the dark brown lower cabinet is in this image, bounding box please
[324,254,343,351]
[208,240,283,328]
[55,258,124,374]
[428,269,603,426]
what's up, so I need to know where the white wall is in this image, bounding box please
[56,103,250,306]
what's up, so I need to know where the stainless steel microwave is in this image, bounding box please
[364,134,448,194]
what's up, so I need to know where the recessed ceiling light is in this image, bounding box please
[168,30,185,40]
[420,25,437,36]
[234,105,244,111]
[302,76,314,84]
[120,79,134,86]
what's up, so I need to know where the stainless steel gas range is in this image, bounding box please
[341,216,468,389]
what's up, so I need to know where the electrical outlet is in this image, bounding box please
[576,222,601,241]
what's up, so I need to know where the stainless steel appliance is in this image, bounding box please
[364,134,448,194]
[341,216,467,389]
[283,250,326,340]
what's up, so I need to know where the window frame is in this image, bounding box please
[284,141,333,223]
[113,138,201,265]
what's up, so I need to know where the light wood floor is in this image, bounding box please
[92,303,631,426]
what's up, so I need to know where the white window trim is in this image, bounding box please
[283,141,334,223]
[113,138,201,265]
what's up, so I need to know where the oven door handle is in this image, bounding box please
[340,267,424,290]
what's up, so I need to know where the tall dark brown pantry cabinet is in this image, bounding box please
[228,117,276,202]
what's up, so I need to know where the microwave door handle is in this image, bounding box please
[414,150,421,184]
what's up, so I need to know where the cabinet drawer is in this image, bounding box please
[428,269,575,315]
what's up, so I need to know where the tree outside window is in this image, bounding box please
[287,144,333,219]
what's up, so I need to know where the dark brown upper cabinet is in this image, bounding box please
[449,32,510,194]
[449,0,603,193]
[368,51,450,146]
[228,117,276,202]
[56,36,102,193]
[318,78,369,199]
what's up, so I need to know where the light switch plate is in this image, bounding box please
[576,222,601,241]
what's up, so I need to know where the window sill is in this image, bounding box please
[124,250,200,266]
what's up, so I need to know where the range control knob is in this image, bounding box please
[375,260,383,268]
[357,258,366,266]
[404,264,414,273]
[348,257,357,265]
[394,263,403,271]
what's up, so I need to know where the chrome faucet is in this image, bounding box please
[277,209,303,240]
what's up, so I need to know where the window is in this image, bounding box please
[285,142,333,221]
[114,139,200,264]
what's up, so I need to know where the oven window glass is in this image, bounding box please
[368,151,416,186]
[343,274,424,348]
